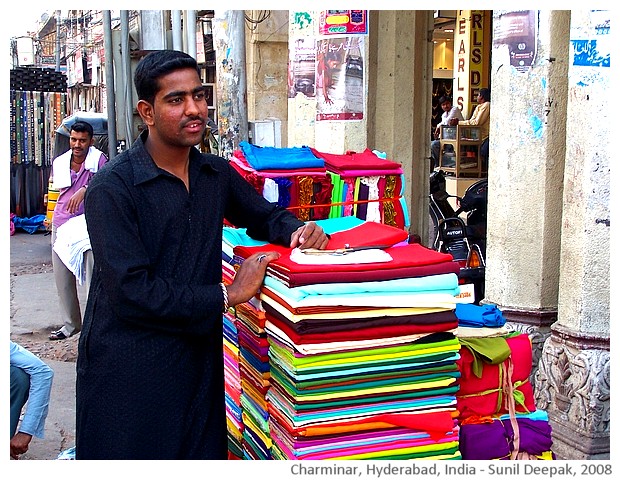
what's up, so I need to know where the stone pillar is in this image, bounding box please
[140,11,167,50]
[534,10,611,460]
[367,10,434,237]
[485,11,570,380]
[213,10,249,159]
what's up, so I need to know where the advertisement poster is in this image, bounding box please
[493,10,537,73]
[319,10,368,35]
[316,36,364,121]
[570,10,610,68]
[288,37,317,99]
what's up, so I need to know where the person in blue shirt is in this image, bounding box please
[10,341,54,459]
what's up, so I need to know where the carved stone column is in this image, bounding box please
[501,308,556,384]
[535,326,610,459]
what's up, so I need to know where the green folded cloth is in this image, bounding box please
[459,336,512,378]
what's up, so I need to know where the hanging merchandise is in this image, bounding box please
[9,84,68,218]
[231,144,407,228]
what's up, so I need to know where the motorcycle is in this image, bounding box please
[428,170,488,304]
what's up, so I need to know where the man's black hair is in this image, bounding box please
[70,121,94,138]
[438,96,451,105]
[479,88,491,102]
[134,50,201,105]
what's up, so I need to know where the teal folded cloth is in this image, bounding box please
[240,141,324,171]
[223,216,364,247]
[455,303,506,328]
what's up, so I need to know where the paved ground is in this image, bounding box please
[8,229,222,474]
[9,229,83,461]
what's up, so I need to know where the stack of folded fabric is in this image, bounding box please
[310,148,408,229]
[221,237,243,459]
[222,218,360,459]
[243,220,459,289]
[222,227,276,459]
[235,301,274,459]
[231,142,332,222]
[231,143,409,229]
[222,305,243,459]
[232,219,468,460]
[454,303,555,460]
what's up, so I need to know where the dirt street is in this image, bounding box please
[10,229,80,461]
[10,231,80,362]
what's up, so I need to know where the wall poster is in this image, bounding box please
[493,10,537,73]
[318,10,368,35]
[570,10,610,68]
[315,36,365,121]
[288,37,317,99]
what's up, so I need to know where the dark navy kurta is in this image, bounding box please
[76,131,302,459]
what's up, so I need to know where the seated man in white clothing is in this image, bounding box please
[430,96,463,171]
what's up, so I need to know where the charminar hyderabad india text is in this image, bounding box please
[289,462,587,477]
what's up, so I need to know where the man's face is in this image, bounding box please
[69,131,93,160]
[147,68,208,148]
[441,101,452,112]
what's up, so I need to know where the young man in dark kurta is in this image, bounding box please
[76,50,329,459]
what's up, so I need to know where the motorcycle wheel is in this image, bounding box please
[429,212,440,250]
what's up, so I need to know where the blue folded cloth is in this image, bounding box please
[239,141,324,171]
[455,303,506,328]
[12,214,46,234]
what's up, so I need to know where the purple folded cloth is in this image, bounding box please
[460,418,553,460]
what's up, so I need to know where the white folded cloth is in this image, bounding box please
[53,214,91,285]
[262,178,279,203]
[289,247,392,265]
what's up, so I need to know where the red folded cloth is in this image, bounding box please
[266,250,459,287]
[456,334,536,419]
[266,312,457,345]
[233,222,453,281]
[311,147,402,171]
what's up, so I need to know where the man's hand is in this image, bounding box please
[65,186,87,214]
[10,432,32,459]
[226,251,281,308]
[223,223,329,309]
[290,221,330,250]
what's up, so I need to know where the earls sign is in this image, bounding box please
[453,11,491,117]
